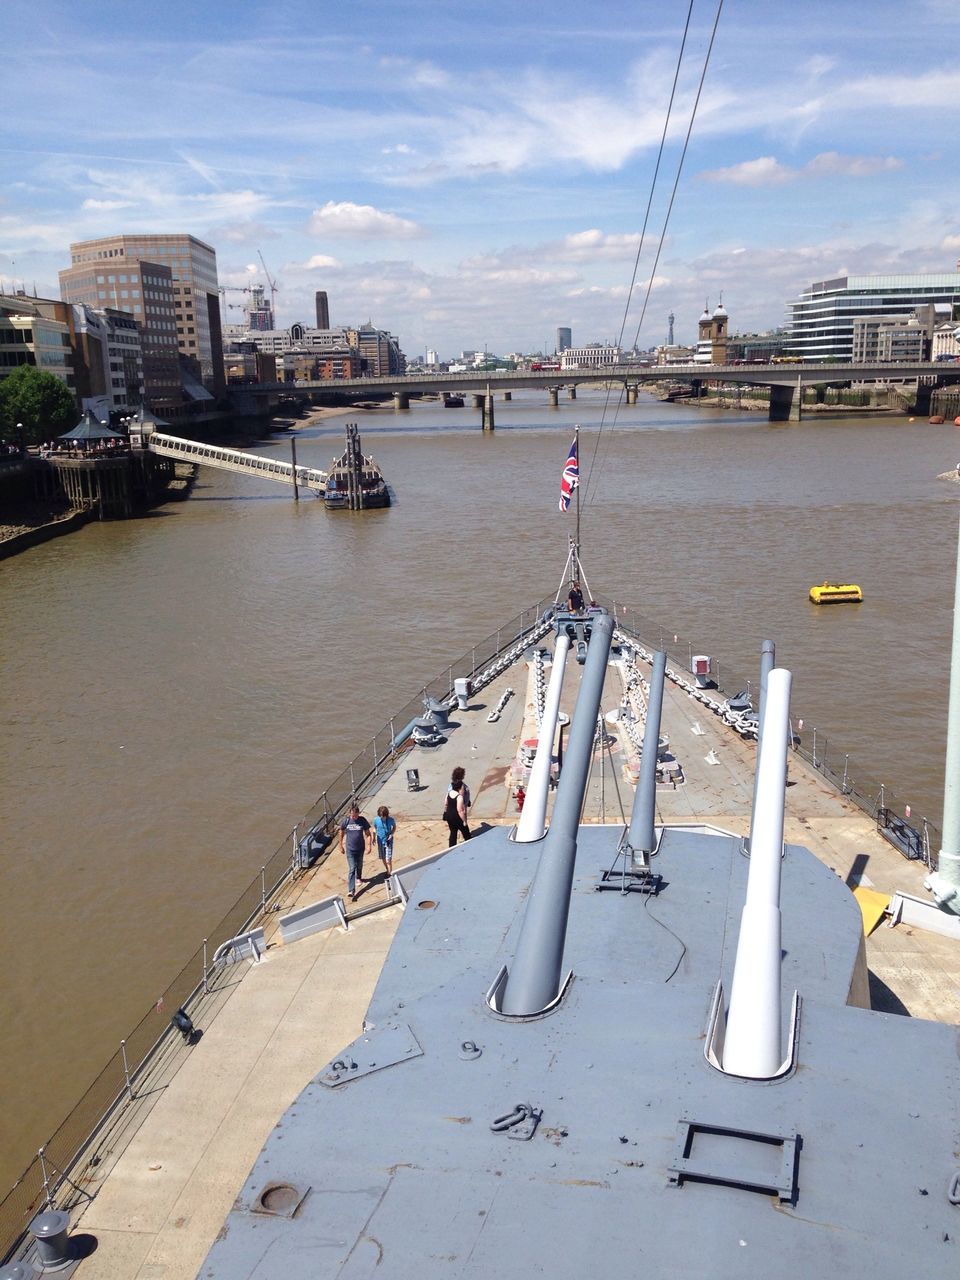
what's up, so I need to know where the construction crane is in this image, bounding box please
[257,251,278,326]
[219,284,252,322]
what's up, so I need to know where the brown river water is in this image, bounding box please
[2,388,958,1194]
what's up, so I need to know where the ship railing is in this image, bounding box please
[597,592,941,874]
[0,596,553,1265]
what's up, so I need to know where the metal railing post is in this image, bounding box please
[121,1040,133,1101]
[373,733,379,776]
[38,1146,54,1209]
[812,727,818,768]
[842,754,849,793]
[349,762,356,796]
[203,938,209,995]
[260,866,267,914]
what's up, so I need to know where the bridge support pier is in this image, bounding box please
[568,386,577,400]
[482,392,495,432]
[913,381,933,415]
[471,393,484,409]
[394,391,410,410]
[548,386,559,408]
[502,391,512,401]
[625,383,638,405]
[769,380,803,423]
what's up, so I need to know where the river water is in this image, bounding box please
[2,388,958,1194]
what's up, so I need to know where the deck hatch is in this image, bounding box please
[668,1118,800,1203]
[319,1023,423,1088]
[252,1182,311,1218]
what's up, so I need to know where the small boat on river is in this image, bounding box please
[809,581,863,604]
[323,422,390,509]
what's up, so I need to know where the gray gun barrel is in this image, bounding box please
[499,611,614,1016]
[930,511,960,907]
[625,650,667,856]
[758,639,775,747]
[745,639,777,855]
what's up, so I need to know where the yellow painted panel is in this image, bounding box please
[853,885,891,936]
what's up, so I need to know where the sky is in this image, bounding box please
[3,0,960,358]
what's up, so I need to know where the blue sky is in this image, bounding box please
[3,0,959,356]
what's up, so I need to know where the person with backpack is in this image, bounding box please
[443,770,471,847]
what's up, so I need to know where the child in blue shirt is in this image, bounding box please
[374,805,396,874]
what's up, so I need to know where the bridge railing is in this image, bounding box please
[147,433,326,485]
[0,594,554,1264]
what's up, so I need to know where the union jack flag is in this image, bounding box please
[559,436,579,511]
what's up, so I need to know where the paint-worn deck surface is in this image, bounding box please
[69,640,960,1278]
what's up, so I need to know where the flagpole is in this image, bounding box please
[574,424,581,574]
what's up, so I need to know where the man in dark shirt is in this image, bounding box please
[339,803,373,901]
[567,581,584,612]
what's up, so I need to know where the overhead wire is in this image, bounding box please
[581,0,725,509]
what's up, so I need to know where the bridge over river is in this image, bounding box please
[146,432,327,492]
[248,360,960,424]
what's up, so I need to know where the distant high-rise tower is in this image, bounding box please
[246,283,273,331]
[315,290,330,329]
[668,311,675,345]
[557,326,572,354]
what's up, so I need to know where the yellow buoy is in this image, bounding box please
[809,582,863,605]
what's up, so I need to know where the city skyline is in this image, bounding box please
[2,0,959,355]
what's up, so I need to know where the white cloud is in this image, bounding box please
[176,151,221,189]
[81,197,135,210]
[307,201,422,239]
[561,230,645,260]
[294,254,342,270]
[806,151,903,177]
[382,143,414,155]
[701,152,904,187]
[701,157,796,187]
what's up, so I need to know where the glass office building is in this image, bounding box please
[787,273,960,360]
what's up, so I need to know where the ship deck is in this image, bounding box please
[61,638,960,1278]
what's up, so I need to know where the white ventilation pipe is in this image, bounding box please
[516,631,571,842]
[722,668,792,1079]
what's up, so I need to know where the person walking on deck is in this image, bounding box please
[339,802,373,901]
[374,805,397,875]
[443,773,472,847]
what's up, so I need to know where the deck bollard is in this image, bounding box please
[28,1209,71,1271]
[0,1261,34,1279]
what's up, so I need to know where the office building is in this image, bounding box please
[787,272,960,360]
[559,343,622,370]
[557,326,572,354]
[59,234,224,401]
[70,304,143,415]
[315,291,330,329]
[0,294,73,388]
[356,324,405,376]
[60,252,180,412]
